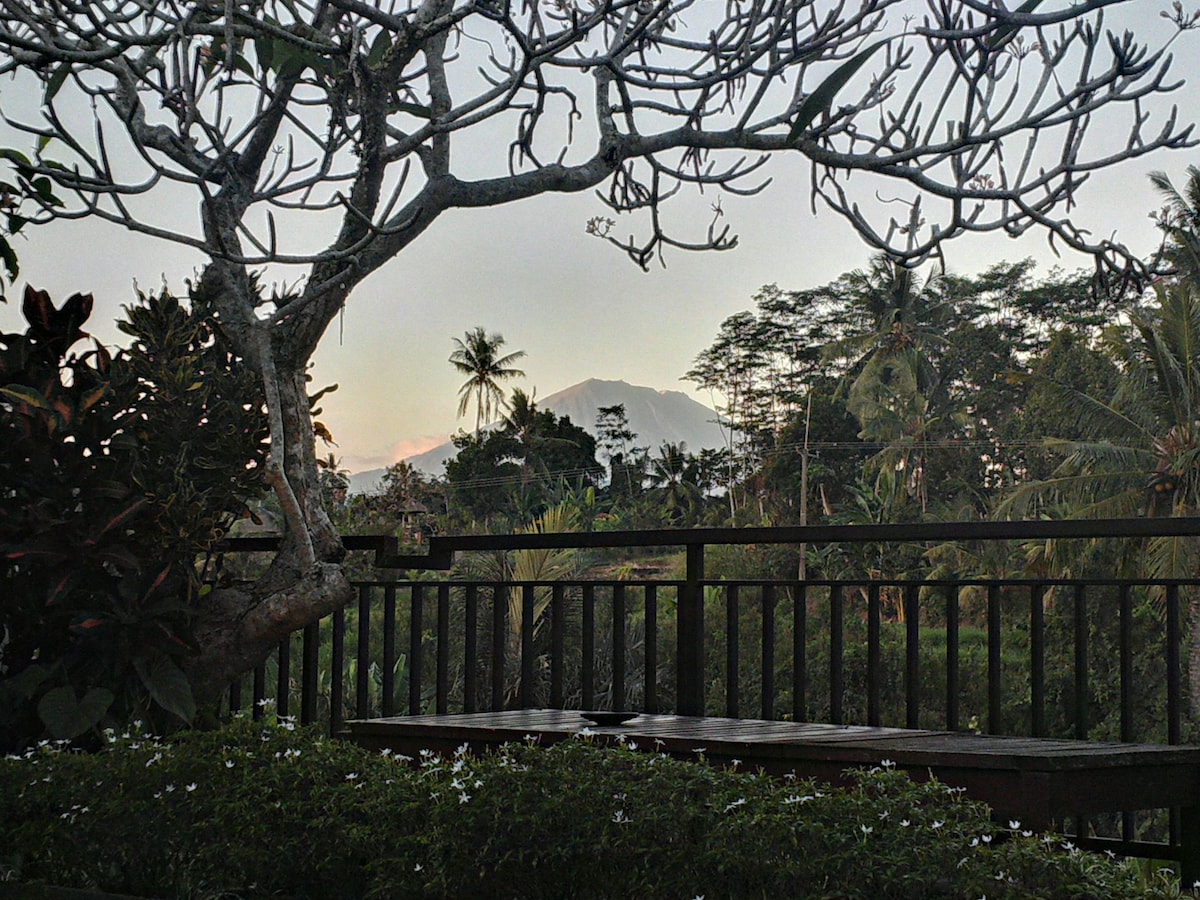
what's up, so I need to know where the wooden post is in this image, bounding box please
[677,542,705,716]
[1180,804,1200,888]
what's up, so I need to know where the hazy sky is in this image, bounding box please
[2,4,1197,473]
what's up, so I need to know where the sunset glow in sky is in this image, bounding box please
[1,4,1196,474]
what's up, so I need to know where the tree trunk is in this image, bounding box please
[183,281,354,707]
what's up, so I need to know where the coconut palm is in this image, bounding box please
[1000,280,1200,718]
[1003,283,1200,535]
[822,255,961,513]
[647,441,703,525]
[1149,165,1200,283]
[449,327,526,437]
[822,255,953,403]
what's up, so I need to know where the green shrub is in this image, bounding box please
[0,716,1187,899]
[0,285,267,750]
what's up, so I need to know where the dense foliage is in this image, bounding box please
[0,716,1185,899]
[0,287,267,750]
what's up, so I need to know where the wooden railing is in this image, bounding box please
[214,518,1200,743]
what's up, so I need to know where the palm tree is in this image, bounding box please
[1150,165,1200,283]
[823,255,958,513]
[449,327,526,436]
[1000,280,1200,719]
[822,255,952,399]
[1003,283,1200,533]
[647,441,702,525]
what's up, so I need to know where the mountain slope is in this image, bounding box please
[349,379,725,490]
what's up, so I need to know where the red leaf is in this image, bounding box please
[46,569,76,605]
[22,284,53,334]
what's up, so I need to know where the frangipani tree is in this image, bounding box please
[0,0,1195,703]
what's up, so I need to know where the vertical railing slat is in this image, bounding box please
[252,663,266,720]
[946,584,959,733]
[276,635,291,720]
[1119,583,1133,743]
[1073,583,1089,740]
[410,584,425,715]
[677,544,706,716]
[520,584,535,708]
[762,584,776,721]
[1030,584,1045,738]
[904,583,920,730]
[1167,583,1182,746]
[301,622,319,726]
[1119,582,1135,846]
[582,584,595,710]
[228,679,241,715]
[793,583,807,723]
[490,584,505,711]
[331,607,345,735]
[382,584,397,717]
[613,583,626,711]
[645,585,659,714]
[464,585,478,714]
[726,584,740,719]
[987,583,1002,735]
[437,584,450,714]
[867,582,881,727]
[550,584,565,708]
[357,584,371,719]
[830,583,844,726]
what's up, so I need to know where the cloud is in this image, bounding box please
[341,435,448,473]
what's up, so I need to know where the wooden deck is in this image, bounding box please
[347,709,1200,878]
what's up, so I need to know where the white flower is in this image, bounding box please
[900,819,911,827]
[860,825,873,835]
[458,793,471,804]
[723,798,747,813]
[1008,820,1021,830]
[165,784,176,792]
[186,783,197,792]
[414,864,423,872]
[346,772,359,781]
[932,820,944,829]
[225,760,235,768]
[880,758,895,768]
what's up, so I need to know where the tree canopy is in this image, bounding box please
[0,0,1195,703]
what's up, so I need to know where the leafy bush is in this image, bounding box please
[0,286,267,749]
[0,717,1186,899]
